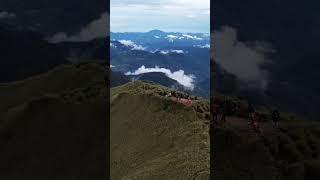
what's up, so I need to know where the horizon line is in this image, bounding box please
[110,29,210,34]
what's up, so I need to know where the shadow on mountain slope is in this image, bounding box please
[212,95,320,180]
[0,62,107,180]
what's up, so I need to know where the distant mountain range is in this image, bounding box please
[111,30,210,51]
[110,30,210,97]
[128,72,184,90]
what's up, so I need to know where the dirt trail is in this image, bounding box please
[170,97,195,106]
[220,116,284,136]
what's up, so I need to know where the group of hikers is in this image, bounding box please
[161,90,196,105]
[212,99,281,133]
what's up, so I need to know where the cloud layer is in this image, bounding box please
[160,50,185,54]
[213,26,274,89]
[194,44,210,48]
[125,65,195,90]
[48,12,109,43]
[118,40,146,50]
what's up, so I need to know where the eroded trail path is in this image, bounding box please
[169,97,195,106]
[218,116,286,137]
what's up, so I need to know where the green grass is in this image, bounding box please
[0,66,210,180]
[111,81,210,179]
[0,62,106,117]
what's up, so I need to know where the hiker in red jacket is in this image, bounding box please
[247,103,261,133]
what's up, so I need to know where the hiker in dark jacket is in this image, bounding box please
[212,104,219,124]
[271,109,280,128]
[221,100,229,125]
[248,103,255,120]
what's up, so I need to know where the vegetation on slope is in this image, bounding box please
[111,81,210,179]
[212,94,320,179]
[0,61,107,180]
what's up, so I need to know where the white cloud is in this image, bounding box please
[125,65,195,90]
[193,44,210,48]
[110,65,115,68]
[112,0,209,11]
[160,51,170,55]
[166,35,178,42]
[165,34,204,42]
[171,50,185,54]
[118,40,146,50]
[160,50,185,54]
[110,42,117,48]
[0,11,16,19]
[182,34,203,40]
[213,26,274,89]
[48,12,109,43]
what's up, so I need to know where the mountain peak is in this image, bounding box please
[147,29,166,35]
[148,29,164,33]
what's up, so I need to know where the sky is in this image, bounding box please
[111,0,210,33]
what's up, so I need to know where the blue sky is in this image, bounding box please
[111,0,210,33]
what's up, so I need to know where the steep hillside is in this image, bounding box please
[0,62,107,180]
[127,72,182,88]
[0,61,106,116]
[212,94,320,179]
[111,81,210,179]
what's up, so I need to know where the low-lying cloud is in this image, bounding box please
[213,26,274,89]
[166,35,178,42]
[48,12,109,43]
[194,44,210,48]
[125,65,195,90]
[118,40,146,50]
[182,34,203,40]
[110,42,117,48]
[160,50,185,54]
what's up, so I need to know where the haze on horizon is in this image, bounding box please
[110,0,210,33]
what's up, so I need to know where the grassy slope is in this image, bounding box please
[212,94,320,179]
[0,62,107,180]
[111,81,210,179]
[0,62,106,116]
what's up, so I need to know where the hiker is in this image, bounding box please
[247,103,260,133]
[271,109,280,129]
[220,100,228,125]
[248,112,260,133]
[172,91,176,98]
[212,104,219,124]
[188,97,192,104]
[231,102,238,116]
[248,102,255,120]
[178,93,182,101]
